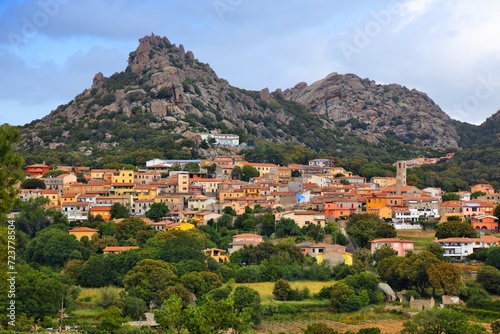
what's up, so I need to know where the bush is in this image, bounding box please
[273,279,291,301]
[303,322,339,334]
[234,265,262,283]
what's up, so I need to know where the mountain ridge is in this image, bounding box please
[18,34,499,167]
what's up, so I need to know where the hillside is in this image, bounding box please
[17,34,499,181]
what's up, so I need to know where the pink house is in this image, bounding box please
[370,238,414,257]
[227,233,263,254]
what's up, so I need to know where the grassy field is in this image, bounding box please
[396,229,436,250]
[234,281,334,303]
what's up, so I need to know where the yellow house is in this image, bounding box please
[69,227,97,241]
[166,222,195,231]
[134,185,158,201]
[370,177,397,188]
[61,192,79,203]
[112,170,135,184]
[366,194,387,210]
[203,248,229,263]
[367,206,393,220]
[242,184,262,197]
[219,188,245,203]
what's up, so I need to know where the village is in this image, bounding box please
[18,153,500,265]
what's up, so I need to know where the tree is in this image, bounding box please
[145,202,169,222]
[494,203,500,219]
[155,296,186,334]
[123,259,178,305]
[275,217,300,237]
[476,265,500,294]
[233,286,262,325]
[397,251,441,295]
[471,191,486,199]
[401,308,485,334]
[330,281,355,313]
[14,197,54,237]
[372,245,398,264]
[427,262,461,296]
[435,220,477,239]
[231,166,242,180]
[303,322,339,334]
[110,202,130,219]
[0,124,24,221]
[27,227,82,268]
[115,216,153,244]
[492,319,500,334]
[20,178,46,189]
[273,279,292,301]
[346,214,396,248]
[441,193,460,202]
[241,165,260,181]
[485,247,500,270]
[183,162,200,172]
[98,305,126,333]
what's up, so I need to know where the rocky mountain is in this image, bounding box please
[282,73,459,148]
[19,34,490,167]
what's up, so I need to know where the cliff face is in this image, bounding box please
[281,73,459,148]
[20,34,468,160]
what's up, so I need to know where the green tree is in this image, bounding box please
[183,162,200,172]
[98,305,126,333]
[241,165,260,181]
[155,295,186,334]
[494,204,500,219]
[145,202,169,222]
[476,265,500,294]
[303,322,339,334]
[115,216,153,244]
[0,124,24,220]
[20,178,46,189]
[330,281,355,313]
[485,247,500,270]
[471,191,486,199]
[435,220,477,239]
[233,286,262,325]
[123,259,178,305]
[397,251,440,295]
[273,279,292,301]
[491,319,500,334]
[14,197,55,237]
[427,262,461,296]
[346,214,396,248]
[441,193,460,202]
[401,308,485,334]
[275,217,300,237]
[231,166,242,180]
[27,227,82,268]
[110,202,130,219]
[372,245,398,264]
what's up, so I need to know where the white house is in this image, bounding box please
[435,235,500,260]
[198,133,239,147]
[62,202,90,222]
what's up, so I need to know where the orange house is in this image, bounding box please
[69,227,97,241]
[25,163,50,177]
[471,214,498,234]
[324,203,357,220]
[90,206,112,222]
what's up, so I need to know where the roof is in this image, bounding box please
[103,246,139,252]
[69,227,97,233]
[371,238,414,244]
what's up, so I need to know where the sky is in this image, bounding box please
[1,0,500,126]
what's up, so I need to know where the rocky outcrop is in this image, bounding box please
[282,73,460,148]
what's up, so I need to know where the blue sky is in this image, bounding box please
[1,0,500,126]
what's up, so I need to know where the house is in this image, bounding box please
[471,214,498,234]
[435,235,500,260]
[69,227,97,241]
[44,173,77,191]
[278,210,326,228]
[132,200,154,216]
[370,238,414,257]
[188,194,214,211]
[89,206,112,222]
[103,246,139,254]
[62,202,90,222]
[228,233,263,254]
[198,133,240,146]
[203,248,230,263]
[370,177,397,188]
[471,184,495,195]
[25,163,50,177]
[308,159,335,167]
[298,242,353,266]
[461,200,494,218]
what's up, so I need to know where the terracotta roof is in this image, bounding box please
[69,227,97,232]
[103,246,139,252]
